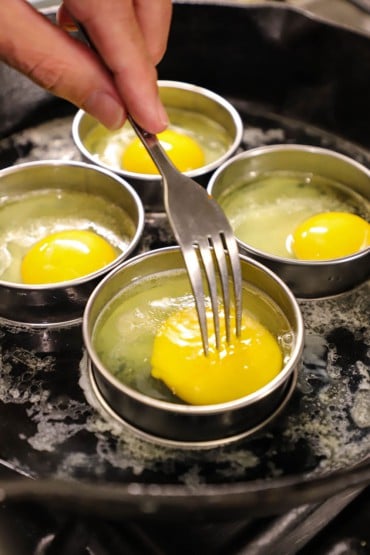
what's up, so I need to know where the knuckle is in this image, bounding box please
[26,57,65,94]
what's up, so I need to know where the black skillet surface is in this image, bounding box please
[0,2,369,520]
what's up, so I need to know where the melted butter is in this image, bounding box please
[351,388,370,428]
[1,112,369,487]
[282,282,370,472]
[0,278,369,485]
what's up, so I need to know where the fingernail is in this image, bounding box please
[84,91,125,130]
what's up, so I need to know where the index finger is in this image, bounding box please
[62,0,171,132]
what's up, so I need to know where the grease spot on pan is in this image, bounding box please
[282,282,370,474]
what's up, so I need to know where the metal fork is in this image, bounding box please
[129,117,243,355]
[73,22,242,355]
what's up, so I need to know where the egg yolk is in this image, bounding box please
[292,212,370,260]
[121,129,205,174]
[21,229,117,284]
[151,306,283,405]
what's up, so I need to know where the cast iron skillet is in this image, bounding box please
[0,2,369,520]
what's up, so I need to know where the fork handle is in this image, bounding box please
[127,116,178,179]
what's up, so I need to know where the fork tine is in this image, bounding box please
[197,236,221,350]
[222,229,243,337]
[180,244,210,355]
[210,234,231,343]
[122,114,243,352]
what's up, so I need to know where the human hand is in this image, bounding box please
[0,0,172,133]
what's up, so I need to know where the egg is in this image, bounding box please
[0,189,135,284]
[121,129,205,174]
[291,211,370,260]
[92,269,293,404]
[83,106,232,172]
[151,305,283,405]
[218,172,369,259]
[21,229,117,284]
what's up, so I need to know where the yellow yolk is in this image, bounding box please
[121,129,205,174]
[292,212,370,260]
[21,229,117,284]
[151,307,283,405]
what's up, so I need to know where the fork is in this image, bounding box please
[74,22,242,355]
[129,117,243,355]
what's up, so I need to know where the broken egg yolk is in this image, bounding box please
[151,306,283,405]
[21,229,117,284]
[121,129,205,174]
[292,212,369,260]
